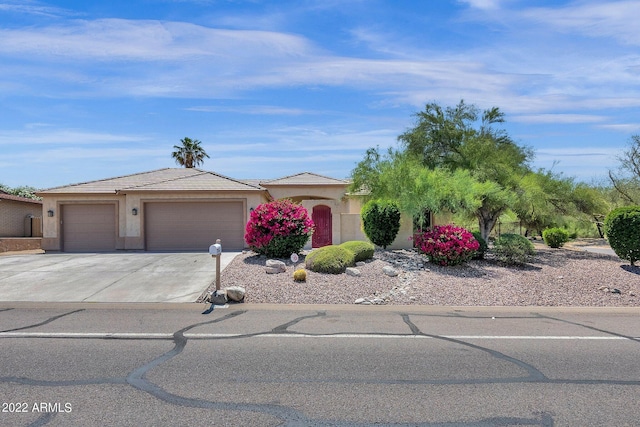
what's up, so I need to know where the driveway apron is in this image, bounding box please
[0,252,239,303]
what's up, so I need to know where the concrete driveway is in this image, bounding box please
[0,252,239,303]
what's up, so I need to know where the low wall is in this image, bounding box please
[0,238,42,253]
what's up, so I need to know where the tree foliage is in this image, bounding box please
[0,183,41,200]
[351,100,611,240]
[352,100,530,240]
[171,137,210,168]
[609,135,640,204]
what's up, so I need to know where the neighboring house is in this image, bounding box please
[37,168,443,252]
[0,190,43,237]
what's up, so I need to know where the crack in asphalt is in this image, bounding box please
[4,308,640,426]
[0,309,84,333]
[401,313,548,383]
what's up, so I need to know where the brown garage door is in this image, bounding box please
[145,201,245,251]
[62,204,116,252]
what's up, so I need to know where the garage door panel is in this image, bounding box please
[62,204,116,252]
[145,202,244,251]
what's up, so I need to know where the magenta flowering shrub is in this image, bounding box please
[413,225,480,266]
[244,199,314,258]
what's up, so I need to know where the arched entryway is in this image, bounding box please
[312,205,332,248]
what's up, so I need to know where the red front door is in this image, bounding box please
[312,205,332,248]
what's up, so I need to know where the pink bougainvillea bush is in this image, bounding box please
[244,199,314,258]
[413,225,480,266]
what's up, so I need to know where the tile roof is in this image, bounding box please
[0,192,43,204]
[261,172,349,186]
[38,168,263,194]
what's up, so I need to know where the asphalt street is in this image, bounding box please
[1,304,639,426]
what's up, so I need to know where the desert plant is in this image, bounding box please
[604,206,640,265]
[413,225,479,266]
[339,241,375,262]
[493,233,535,265]
[244,199,314,258]
[305,245,355,274]
[542,227,570,248]
[293,269,307,282]
[361,200,401,249]
[471,231,488,259]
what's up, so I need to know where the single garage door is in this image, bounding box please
[145,201,245,251]
[62,204,117,252]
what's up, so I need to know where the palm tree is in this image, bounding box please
[171,137,210,168]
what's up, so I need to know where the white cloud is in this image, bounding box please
[522,1,640,45]
[512,114,607,124]
[597,123,640,133]
[185,105,313,115]
[0,129,150,145]
[458,0,504,10]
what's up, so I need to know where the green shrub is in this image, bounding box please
[604,206,640,266]
[361,200,401,249]
[542,227,570,248]
[305,245,355,274]
[493,233,535,265]
[339,241,375,262]
[471,231,488,259]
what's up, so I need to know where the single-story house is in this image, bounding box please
[0,190,43,237]
[37,168,447,252]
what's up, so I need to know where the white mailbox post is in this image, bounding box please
[208,239,222,291]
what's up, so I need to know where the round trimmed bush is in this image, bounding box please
[244,199,314,258]
[542,227,570,248]
[471,231,488,259]
[604,206,640,266]
[305,245,355,274]
[339,241,375,262]
[413,225,479,266]
[493,233,535,265]
[361,200,401,249]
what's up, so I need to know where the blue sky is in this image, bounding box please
[1,0,639,189]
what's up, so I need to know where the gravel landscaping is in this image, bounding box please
[199,241,640,306]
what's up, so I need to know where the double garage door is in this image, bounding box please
[61,201,245,252]
[144,201,245,251]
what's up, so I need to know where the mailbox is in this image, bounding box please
[209,243,222,256]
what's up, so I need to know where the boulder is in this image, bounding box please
[266,259,286,273]
[209,290,228,305]
[265,267,283,274]
[383,266,399,277]
[225,286,246,302]
[346,267,361,277]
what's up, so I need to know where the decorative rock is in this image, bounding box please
[209,290,228,305]
[346,267,361,277]
[611,288,621,294]
[356,261,366,267]
[630,291,636,296]
[266,259,286,272]
[265,267,283,274]
[383,266,399,277]
[225,286,246,302]
[354,298,366,304]
[598,286,609,292]
[372,298,384,304]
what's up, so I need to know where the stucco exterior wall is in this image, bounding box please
[41,191,266,251]
[0,200,43,237]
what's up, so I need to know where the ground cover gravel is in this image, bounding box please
[200,242,640,306]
